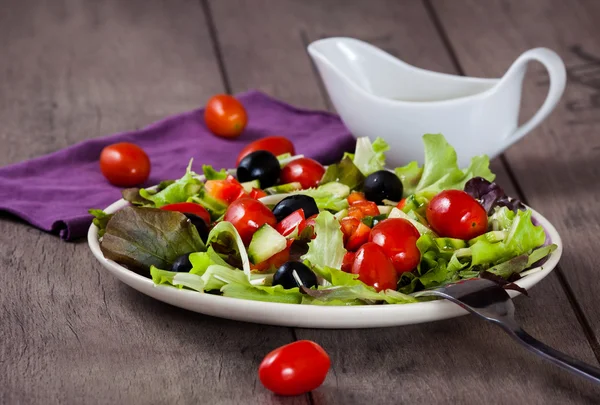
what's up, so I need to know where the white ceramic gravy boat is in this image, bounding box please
[307,37,566,167]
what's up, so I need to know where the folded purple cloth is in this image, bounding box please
[0,91,355,240]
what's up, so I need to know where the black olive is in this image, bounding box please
[273,261,318,290]
[171,254,193,272]
[184,213,209,243]
[363,170,403,204]
[272,195,319,222]
[237,150,281,188]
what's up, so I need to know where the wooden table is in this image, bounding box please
[1,1,600,403]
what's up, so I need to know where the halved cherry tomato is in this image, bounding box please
[224,198,276,245]
[275,209,306,237]
[160,202,211,225]
[369,218,420,275]
[351,200,379,217]
[396,198,407,210]
[347,191,366,205]
[251,240,293,271]
[259,340,330,396]
[426,190,488,240]
[204,94,248,138]
[205,175,247,204]
[351,242,398,292]
[340,217,371,251]
[249,187,268,199]
[341,251,356,273]
[99,142,151,187]
[347,206,364,220]
[280,158,326,190]
[300,214,318,239]
[236,136,295,166]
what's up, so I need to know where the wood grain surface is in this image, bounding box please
[0,1,304,404]
[1,0,599,404]
[430,0,600,353]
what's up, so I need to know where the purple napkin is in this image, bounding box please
[0,90,355,240]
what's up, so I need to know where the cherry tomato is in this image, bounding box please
[351,200,380,217]
[204,94,248,138]
[99,142,150,187]
[351,242,398,292]
[280,158,325,190]
[236,136,295,166]
[251,240,293,271]
[426,190,488,240]
[259,340,330,396]
[369,218,420,275]
[341,251,356,273]
[396,198,407,210]
[224,198,276,245]
[340,217,371,251]
[160,202,211,225]
[249,187,268,199]
[275,209,306,237]
[347,191,366,205]
[204,175,247,204]
[347,206,365,220]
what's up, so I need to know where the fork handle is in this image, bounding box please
[509,327,600,384]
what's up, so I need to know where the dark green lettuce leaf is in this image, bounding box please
[100,206,205,275]
[320,156,365,190]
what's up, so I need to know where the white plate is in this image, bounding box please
[88,195,562,329]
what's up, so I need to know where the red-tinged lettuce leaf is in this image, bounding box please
[100,206,206,275]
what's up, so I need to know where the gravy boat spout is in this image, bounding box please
[307,37,566,167]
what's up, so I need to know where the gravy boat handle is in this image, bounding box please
[502,48,566,148]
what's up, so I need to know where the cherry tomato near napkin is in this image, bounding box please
[99,142,150,187]
[236,136,295,165]
[204,94,248,138]
[259,340,330,396]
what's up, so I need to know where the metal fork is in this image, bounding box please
[416,278,600,384]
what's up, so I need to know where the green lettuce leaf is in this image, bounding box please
[150,266,205,292]
[301,211,347,270]
[89,209,113,238]
[320,156,366,190]
[205,221,251,279]
[394,161,423,197]
[352,137,390,176]
[99,206,206,275]
[189,246,233,276]
[139,160,202,208]
[393,134,496,202]
[221,283,303,304]
[202,165,228,180]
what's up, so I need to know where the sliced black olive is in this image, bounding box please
[273,261,318,290]
[171,254,193,272]
[363,170,403,204]
[184,213,209,243]
[237,150,281,188]
[272,195,319,222]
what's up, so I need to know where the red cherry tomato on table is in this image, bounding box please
[280,158,325,190]
[224,198,276,245]
[99,142,150,187]
[351,242,398,292]
[160,202,211,225]
[236,136,295,166]
[426,190,488,240]
[204,94,248,138]
[369,218,421,275]
[259,340,330,396]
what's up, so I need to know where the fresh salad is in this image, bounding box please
[91,134,557,305]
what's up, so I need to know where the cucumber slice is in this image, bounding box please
[247,224,287,265]
[317,182,350,198]
[241,180,260,193]
[264,182,302,194]
[434,238,467,252]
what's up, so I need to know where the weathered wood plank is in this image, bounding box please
[210,0,600,403]
[0,1,303,404]
[431,0,600,353]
